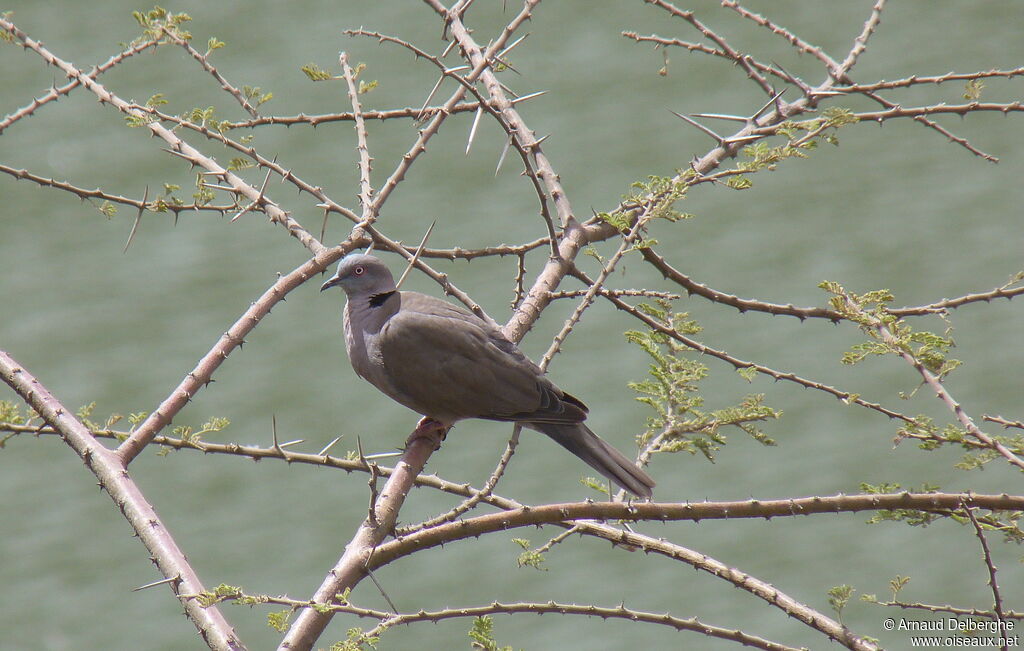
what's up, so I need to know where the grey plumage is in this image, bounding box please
[321,253,655,498]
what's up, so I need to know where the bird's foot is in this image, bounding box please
[406,417,448,450]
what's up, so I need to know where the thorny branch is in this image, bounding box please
[2,1,1022,650]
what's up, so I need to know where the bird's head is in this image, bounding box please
[320,254,396,297]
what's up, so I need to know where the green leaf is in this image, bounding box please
[511,538,547,570]
[726,175,752,190]
[827,585,854,622]
[963,79,984,101]
[468,616,514,651]
[301,63,332,81]
[195,583,241,607]
[267,610,290,633]
[737,366,758,382]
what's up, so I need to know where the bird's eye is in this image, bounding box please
[353,266,364,276]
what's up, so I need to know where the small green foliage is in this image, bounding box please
[955,446,1002,471]
[889,574,911,598]
[302,63,332,81]
[123,95,168,128]
[125,113,157,128]
[146,93,168,109]
[132,6,191,43]
[468,616,515,651]
[170,416,229,446]
[335,587,352,605]
[0,12,13,43]
[657,49,670,76]
[776,108,857,149]
[193,174,216,206]
[330,628,380,651]
[267,609,291,633]
[242,85,273,108]
[580,476,612,498]
[206,36,225,55]
[152,184,184,213]
[622,174,691,224]
[76,402,99,430]
[196,584,242,607]
[595,211,630,233]
[0,401,24,426]
[128,411,148,427]
[98,201,118,219]
[821,106,859,127]
[582,245,605,264]
[821,281,960,377]
[631,237,659,250]
[895,417,1024,474]
[861,481,942,528]
[357,79,378,94]
[227,158,255,171]
[511,538,547,571]
[725,175,752,190]
[861,486,1024,544]
[963,78,984,101]
[827,585,854,623]
[737,366,758,382]
[0,401,24,448]
[627,300,779,461]
[183,106,230,133]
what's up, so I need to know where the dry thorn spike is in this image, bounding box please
[318,435,343,457]
[132,574,181,592]
[230,162,274,222]
[441,38,458,59]
[465,105,484,154]
[395,220,437,290]
[770,60,815,97]
[510,89,547,105]
[270,414,300,460]
[362,451,403,460]
[497,33,529,60]
[669,110,725,146]
[724,134,763,145]
[495,135,513,176]
[417,65,469,120]
[690,113,749,123]
[752,88,787,122]
[123,185,148,253]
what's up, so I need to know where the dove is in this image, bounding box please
[320,253,655,498]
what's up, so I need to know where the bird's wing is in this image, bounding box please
[378,292,586,424]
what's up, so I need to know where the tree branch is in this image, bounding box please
[279,423,446,650]
[0,351,244,651]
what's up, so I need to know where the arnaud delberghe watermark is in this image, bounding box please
[887,618,1016,635]
[884,616,1020,647]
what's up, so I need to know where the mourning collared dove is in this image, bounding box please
[320,253,655,498]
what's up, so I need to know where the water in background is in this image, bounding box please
[2,2,1022,649]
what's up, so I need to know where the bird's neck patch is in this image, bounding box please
[368,291,396,308]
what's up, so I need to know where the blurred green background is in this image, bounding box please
[2,2,1022,649]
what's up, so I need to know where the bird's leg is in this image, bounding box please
[406,417,448,449]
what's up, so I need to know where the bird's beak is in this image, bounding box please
[320,272,342,292]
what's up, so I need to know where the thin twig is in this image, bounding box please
[963,504,1009,650]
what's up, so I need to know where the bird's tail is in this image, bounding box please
[530,422,655,499]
